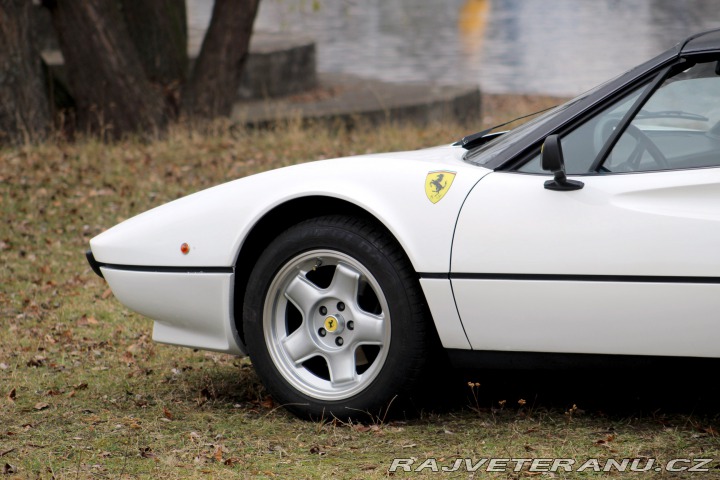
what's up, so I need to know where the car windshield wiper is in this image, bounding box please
[454,104,558,150]
[636,110,709,121]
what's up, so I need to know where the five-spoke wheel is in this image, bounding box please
[243,215,430,419]
[264,250,390,400]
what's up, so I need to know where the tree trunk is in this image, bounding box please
[43,0,165,139]
[121,0,187,117]
[0,0,50,145]
[182,0,260,119]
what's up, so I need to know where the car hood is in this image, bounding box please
[90,144,492,272]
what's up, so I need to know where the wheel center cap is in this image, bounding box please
[324,314,344,333]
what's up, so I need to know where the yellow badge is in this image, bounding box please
[324,316,338,332]
[425,171,456,204]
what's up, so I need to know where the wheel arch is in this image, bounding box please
[232,195,424,345]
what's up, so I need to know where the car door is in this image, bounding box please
[451,57,720,358]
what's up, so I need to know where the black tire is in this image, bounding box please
[243,215,431,420]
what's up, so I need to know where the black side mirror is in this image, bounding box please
[541,135,584,191]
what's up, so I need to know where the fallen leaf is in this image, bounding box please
[224,457,242,466]
[139,447,155,458]
[26,356,46,367]
[260,396,274,409]
[213,446,223,463]
[34,402,49,411]
[101,289,113,299]
[163,406,173,420]
[595,433,615,446]
[7,388,16,402]
[3,463,17,474]
[309,446,325,455]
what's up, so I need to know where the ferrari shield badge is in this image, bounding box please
[425,171,456,204]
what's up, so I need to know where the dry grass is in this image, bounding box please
[1,95,719,478]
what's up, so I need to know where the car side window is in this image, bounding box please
[518,87,645,174]
[604,60,720,173]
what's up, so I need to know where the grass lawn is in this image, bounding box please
[1,95,719,478]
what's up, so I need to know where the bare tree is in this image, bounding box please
[43,0,167,138]
[0,0,261,143]
[121,0,188,117]
[183,0,261,118]
[0,0,50,145]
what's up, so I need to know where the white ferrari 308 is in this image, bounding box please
[88,29,720,418]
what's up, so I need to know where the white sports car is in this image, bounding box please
[88,29,720,419]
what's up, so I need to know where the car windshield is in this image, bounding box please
[463,69,631,167]
[462,103,568,166]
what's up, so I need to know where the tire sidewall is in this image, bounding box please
[243,217,426,419]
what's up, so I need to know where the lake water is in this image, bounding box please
[188,0,720,96]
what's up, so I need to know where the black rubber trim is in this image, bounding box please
[419,272,720,284]
[86,250,104,278]
[417,272,449,280]
[97,263,234,275]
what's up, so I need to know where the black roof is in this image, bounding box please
[681,28,720,54]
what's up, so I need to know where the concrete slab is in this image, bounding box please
[233,72,481,127]
[189,31,317,100]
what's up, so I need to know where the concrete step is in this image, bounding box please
[191,31,317,100]
[233,72,481,127]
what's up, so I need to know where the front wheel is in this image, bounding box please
[243,215,431,419]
